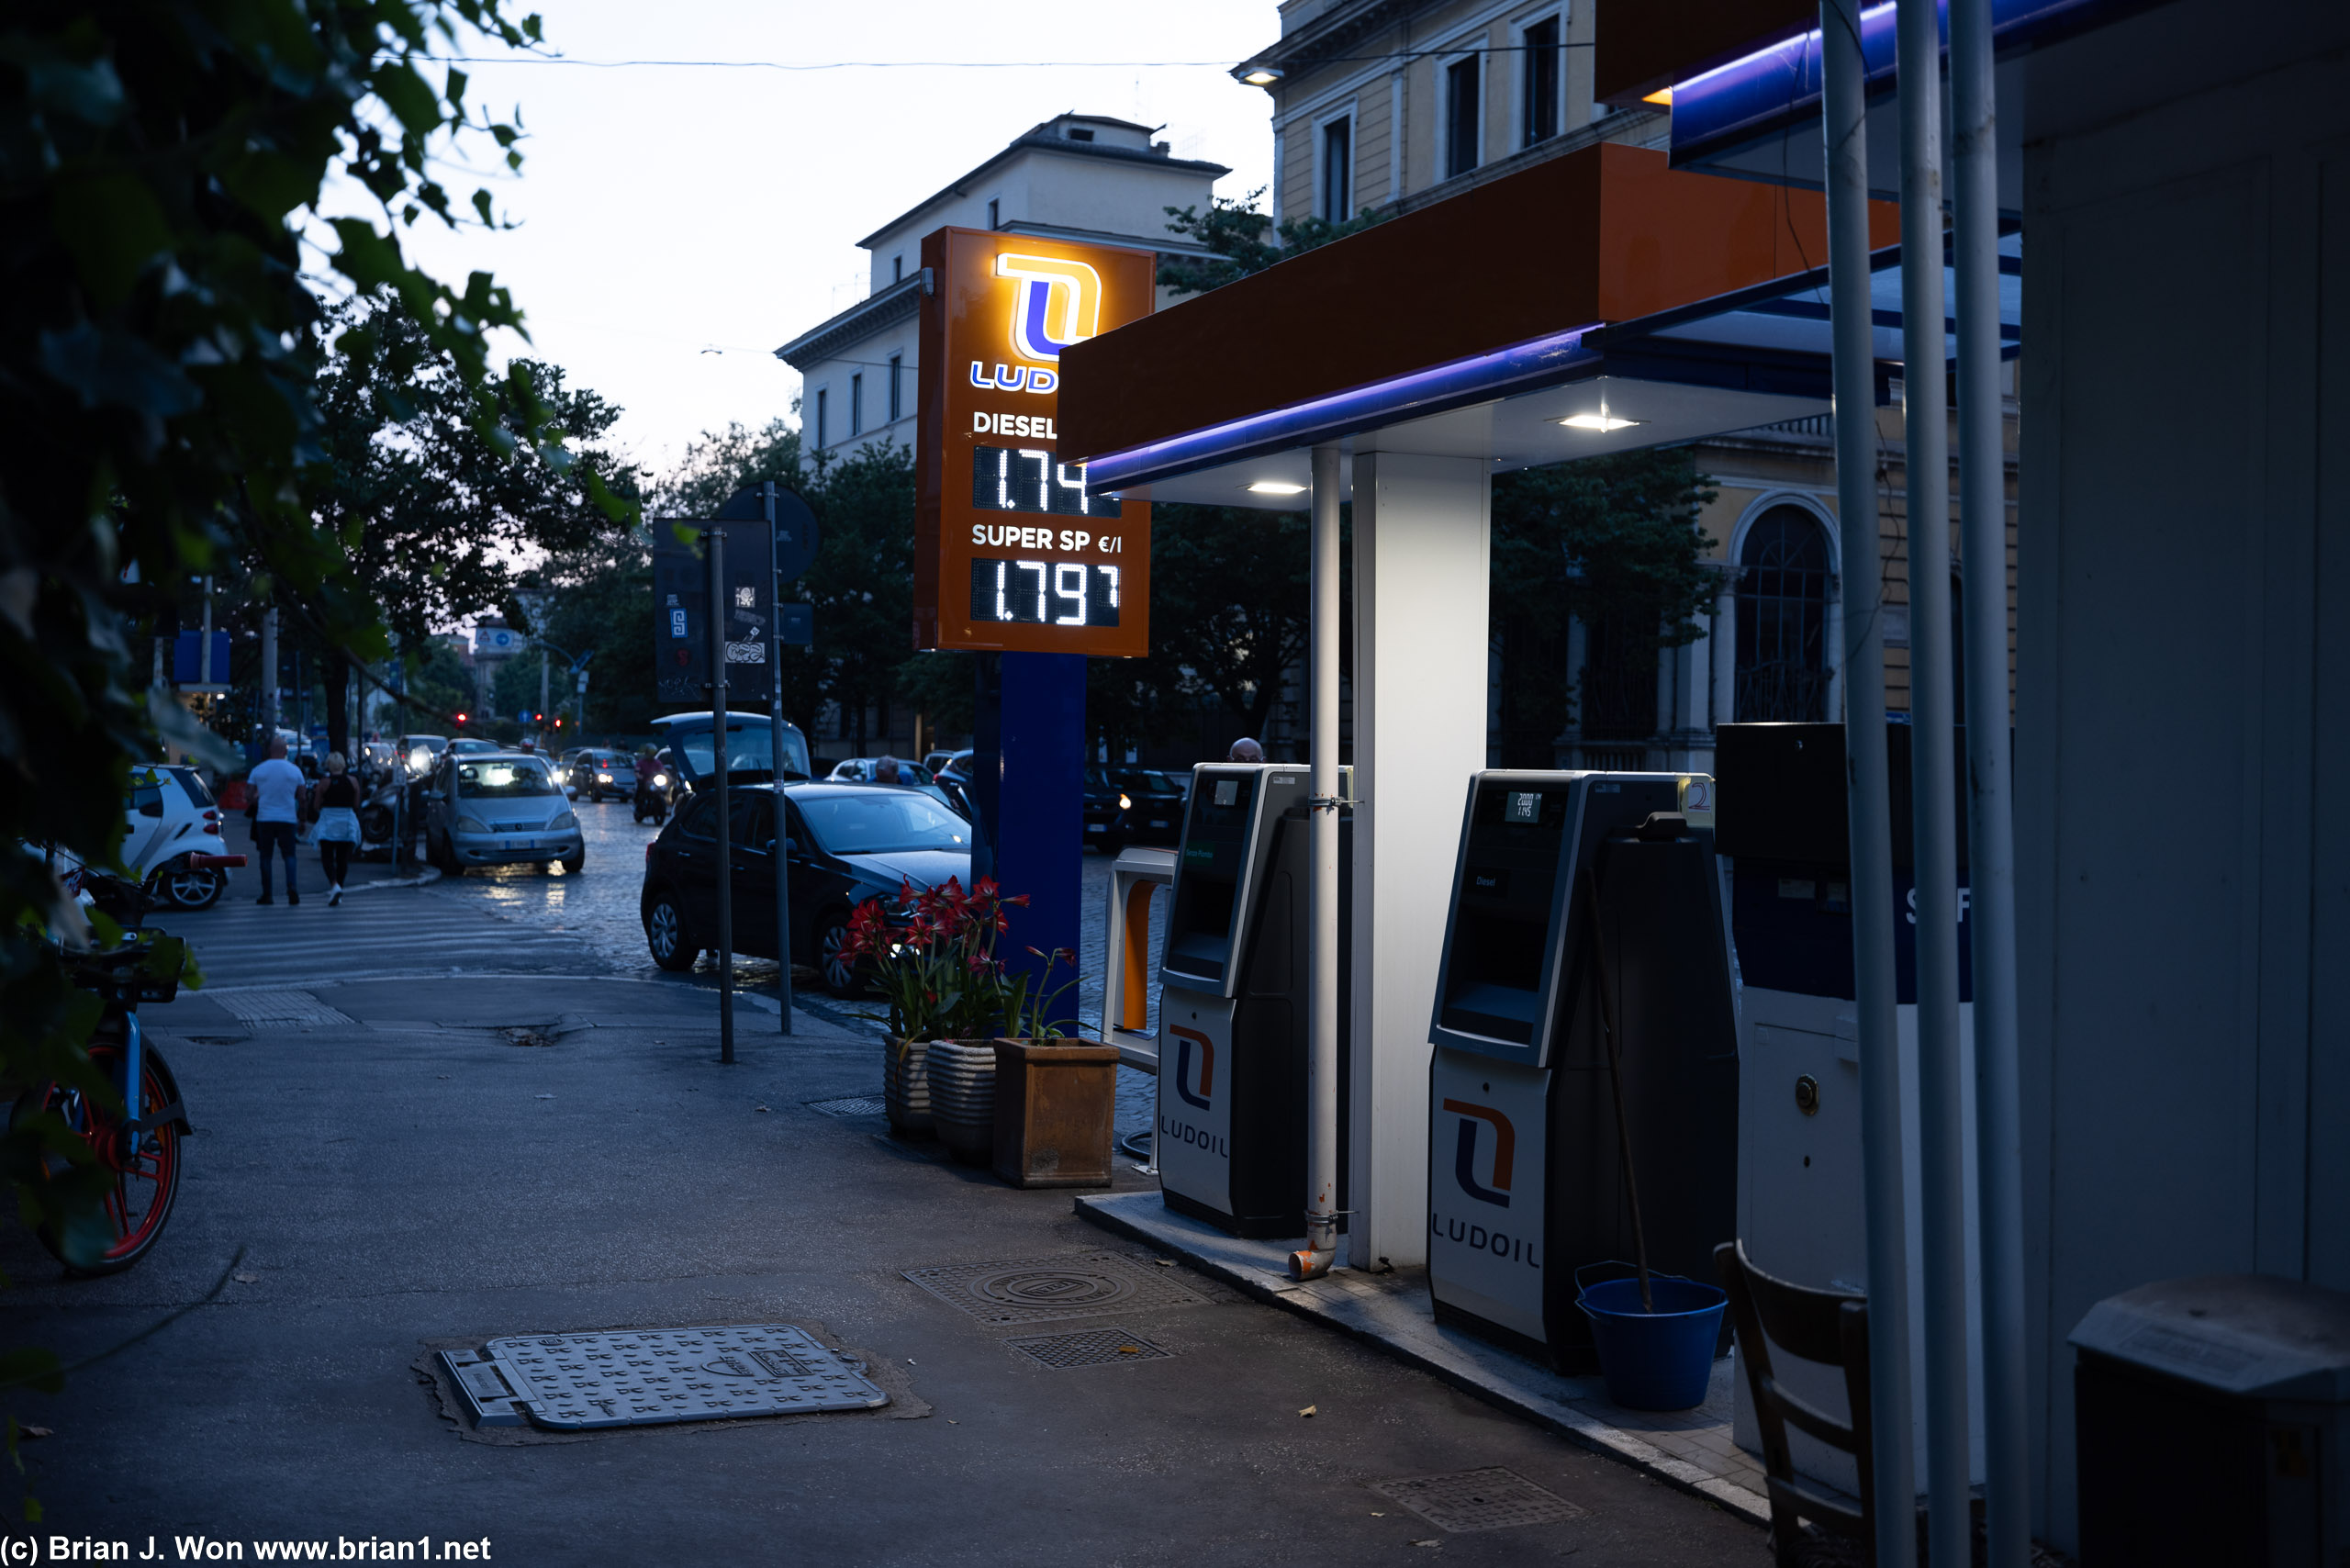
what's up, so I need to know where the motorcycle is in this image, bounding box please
[632,769,672,825]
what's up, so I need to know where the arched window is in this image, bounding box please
[1736,507,1832,722]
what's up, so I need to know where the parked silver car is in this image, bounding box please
[421,751,584,876]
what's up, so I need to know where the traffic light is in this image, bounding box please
[454,711,468,726]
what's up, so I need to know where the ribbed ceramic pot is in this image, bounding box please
[923,1039,998,1164]
[883,1036,934,1137]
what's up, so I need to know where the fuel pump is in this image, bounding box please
[1426,770,1739,1372]
[1156,762,1350,1238]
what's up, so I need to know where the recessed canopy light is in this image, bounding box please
[1559,413,1642,432]
[1643,87,1674,106]
[1247,480,1307,495]
[1239,66,1284,86]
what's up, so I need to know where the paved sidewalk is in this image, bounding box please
[6,973,1768,1564]
[1078,1191,1772,1521]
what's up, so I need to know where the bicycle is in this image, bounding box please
[12,879,193,1275]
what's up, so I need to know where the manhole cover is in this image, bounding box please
[1368,1468,1589,1534]
[805,1095,886,1117]
[439,1326,888,1429]
[1002,1327,1174,1370]
[903,1250,1209,1327]
[217,991,353,1027]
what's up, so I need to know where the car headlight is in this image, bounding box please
[1118,793,1132,810]
[408,748,431,773]
[552,811,577,830]
[457,814,488,834]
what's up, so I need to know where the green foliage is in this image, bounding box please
[0,0,590,1442]
[650,423,913,752]
[1144,504,1314,738]
[521,542,656,738]
[1489,448,1718,763]
[1158,186,1391,297]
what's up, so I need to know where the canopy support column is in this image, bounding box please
[1292,442,1345,1281]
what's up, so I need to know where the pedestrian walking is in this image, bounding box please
[315,751,363,906]
[247,739,306,905]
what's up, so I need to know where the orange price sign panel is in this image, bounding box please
[915,227,1153,655]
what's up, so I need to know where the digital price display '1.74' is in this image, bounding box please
[968,558,1122,627]
[970,445,1123,518]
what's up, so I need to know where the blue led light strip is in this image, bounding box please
[1083,325,1600,493]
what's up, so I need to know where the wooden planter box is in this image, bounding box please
[991,1040,1119,1189]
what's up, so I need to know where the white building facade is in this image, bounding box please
[777,115,1230,463]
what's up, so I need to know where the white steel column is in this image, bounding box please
[1348,452,1490,1271]
[1825,4,1919,1562]
[1292,442,1345,1280]
[1896,1,1972,1562]
[1949,0,2025,1561]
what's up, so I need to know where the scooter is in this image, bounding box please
[632,769,671,825]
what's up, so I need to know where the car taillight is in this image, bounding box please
[645,842,655,867]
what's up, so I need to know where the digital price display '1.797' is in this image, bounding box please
[968,558,1122,627]
[970,445,1123,518]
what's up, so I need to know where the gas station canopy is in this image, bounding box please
[1058,143,2020,507]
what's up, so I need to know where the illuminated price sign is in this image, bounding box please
[915,229,1152,655]
[969,558,1123,626]
[970,445,1123,517]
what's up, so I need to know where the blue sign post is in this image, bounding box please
[971,652,1085,1028]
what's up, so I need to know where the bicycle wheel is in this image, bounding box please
[13,1034,185,1275]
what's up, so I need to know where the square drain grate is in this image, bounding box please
[440,1326,887,1430]
[804,1094,887,1118]
[217,990,353,1027]
[1003,1327,1173,1370]
[1368,1468,1589,1534]
[904,1250,1210,1328]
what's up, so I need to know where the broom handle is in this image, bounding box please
[1581,865,1653,1313]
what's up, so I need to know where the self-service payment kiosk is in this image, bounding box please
[1157,763,1350,1238]
[1714,722,1984,1490]
[1426,771,1739,1372]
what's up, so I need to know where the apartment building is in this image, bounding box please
[776,114,1230,463]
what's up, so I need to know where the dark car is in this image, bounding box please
[638,780,974,994]
[568,748,632,802]
[1081,765,1132,855]
[1111,767,1187,846]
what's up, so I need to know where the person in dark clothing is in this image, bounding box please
[314,751,363,905]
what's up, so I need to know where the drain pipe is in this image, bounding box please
[1290,442,1343,1282]
[1823,4,1919,1563]
[1949,0,2028,1562]
[1895,2,1973,1563]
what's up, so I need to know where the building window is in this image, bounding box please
[888,353,903,422]
[1522,17,1561,147]
[849,372,863,438]
[987,197,1001,229]
[814,387,828,450]
[1066,126,1094,141]
[1320,117,1352,220]
[891,254,903,284]
[1446,56,1482,179]
[1735,507,1833,722]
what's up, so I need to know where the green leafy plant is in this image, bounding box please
[840,877,1085,1042]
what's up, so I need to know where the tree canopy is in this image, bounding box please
[1158,186,1388,297]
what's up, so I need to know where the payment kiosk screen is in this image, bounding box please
[1165,772,1259,984]
[1438,783,1574,1046]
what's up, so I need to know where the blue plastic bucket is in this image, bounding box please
[1577,1273,1729,1411]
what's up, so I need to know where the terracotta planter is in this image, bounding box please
[924,1039,999,1164]
[992,1039,1119,1188]
[882,1036,934,1137]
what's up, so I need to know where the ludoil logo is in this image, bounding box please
[1442,1098,1514,1207]
[1169,1025,1215,1112]
[968,252,1102,397]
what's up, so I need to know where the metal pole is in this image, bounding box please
[539,648,550,739]
[1824,5,1919,1562]
[200,577,214,686]
[1896,2,1972,1562]
[709,529,735,1063]
[1950,0,2026,1561]
[261,605,279,744]
[765,481,794,1035]
[1290,442,1342,1282]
